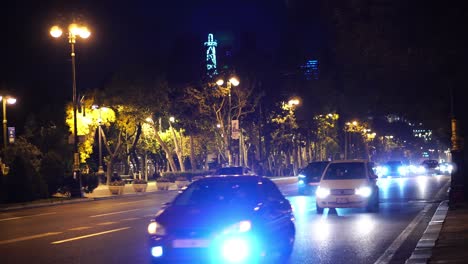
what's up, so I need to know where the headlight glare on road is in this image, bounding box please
[316,186,330,199]
[151,246,163,257]
[148,221,166,236]
[355,186,372,197]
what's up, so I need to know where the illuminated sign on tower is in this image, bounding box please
[204,33,218,78]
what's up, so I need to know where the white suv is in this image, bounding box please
[315,160,379,213]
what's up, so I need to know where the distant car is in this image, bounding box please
[211,166,257,177]
[297,161,330,195]
[147,176,296,263]
[421,159,440,175]
[315,160,379,213]
[439,162,454,175]
[377,160,408,177]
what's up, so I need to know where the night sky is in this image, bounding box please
[2,0,467,139]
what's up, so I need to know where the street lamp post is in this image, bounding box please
[50,24,90,173]
[92,105,106,176]
[1,96,16,150]
[216,77,239,166]
[50,23,90,197]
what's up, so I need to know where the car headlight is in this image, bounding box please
[397,166,407,175]
[223,220,252,235]
[355,186,372,197]
[221,237,250,263]
[316,186,330,199]
[148,221,166,236]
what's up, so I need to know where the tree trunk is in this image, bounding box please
[170,125,185,171]
[189,135,196,170]
[153,126,178,172]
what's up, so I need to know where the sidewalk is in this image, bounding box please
[406,201,468,264]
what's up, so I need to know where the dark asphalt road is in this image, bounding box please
[0,175,450,264]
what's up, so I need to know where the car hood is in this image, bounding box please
[319,179,369,189]
[155,204,258,231]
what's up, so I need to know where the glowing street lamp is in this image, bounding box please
[216,77,240,165]
[50,22,91,174]
[1,96,16,150]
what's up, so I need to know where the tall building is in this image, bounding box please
[301,59,319,80]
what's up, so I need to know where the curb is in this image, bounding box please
[0,189,176,212]
[405,200,449,264]
[0,176,296,212]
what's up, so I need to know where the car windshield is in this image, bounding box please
[323,162,367,180]
[302,162,329,177]
[422,160,439,167]
[214,167,243,175]
[173,180,259,206]
[386,161,402,167]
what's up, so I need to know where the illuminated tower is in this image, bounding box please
[204,33,218,78]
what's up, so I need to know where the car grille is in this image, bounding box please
[330,189,355,195]
[172,228,211,238]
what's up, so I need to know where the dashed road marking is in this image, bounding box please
[0,212,57,222]
[89,209,143,218]
[69,226,92,231]
[121,217,140,221]
[97,222,117,226]
[0,232,62,245]
[51,227,131,244]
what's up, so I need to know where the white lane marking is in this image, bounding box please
[97,222,117,226]
[51,227,131,244]
[0,212,57,222]
[374,204,431,264]
[117,199,152,205]
[0,232,62,245]
[434,180,451,200]
[89,209,143,218]
[69,227,92,231]
[121,217,140,221]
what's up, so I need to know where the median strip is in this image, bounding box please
[0,232,62,245]
[51,227,131,244]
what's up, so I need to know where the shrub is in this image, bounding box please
[40,151,65,196]
[176,176,188,181]
[109,180,125,186]
[81,173,99,193]
[133,178,148,184]
[162,170,213,181]
[156,177,170,183]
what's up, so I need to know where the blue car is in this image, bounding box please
[147,176,295,263]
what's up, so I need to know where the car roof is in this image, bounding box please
[202,175,266,182]
[329,159,369,164]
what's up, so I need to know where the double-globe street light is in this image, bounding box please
[216,77,239,166]
[50,23,90,174]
